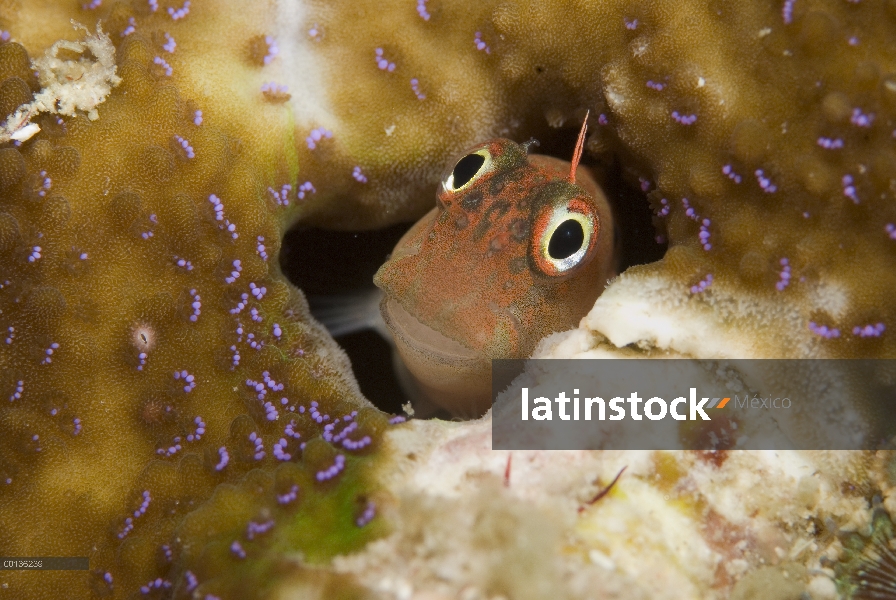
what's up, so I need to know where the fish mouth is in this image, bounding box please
[379,296,481,364]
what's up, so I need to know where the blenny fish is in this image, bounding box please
[373,115,616,415]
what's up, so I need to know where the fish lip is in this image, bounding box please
[379,296,482,364]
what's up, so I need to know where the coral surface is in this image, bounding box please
[0,0,894,598]
[0,8,387,600]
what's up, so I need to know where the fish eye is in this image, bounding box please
[548,220,585,260]
[444,150,490,192]
[531,198,597,276]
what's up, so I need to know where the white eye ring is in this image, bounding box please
[443,149,491,193]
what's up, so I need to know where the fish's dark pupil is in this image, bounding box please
[548,220,585,260]
[452,153,485,188]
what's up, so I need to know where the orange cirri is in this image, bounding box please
[374,115,617,416]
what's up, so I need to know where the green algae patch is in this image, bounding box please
[276,469,386,564]
[167,460,385,599]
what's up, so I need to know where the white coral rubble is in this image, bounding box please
[0,22,121,143]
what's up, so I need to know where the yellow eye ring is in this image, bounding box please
[531,197,597,276]
[443,149,491,193]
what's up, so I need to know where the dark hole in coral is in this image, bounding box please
[548,219,585,260]
[280,128,665,416]
[280,223,411,413]
[451,153,485,189]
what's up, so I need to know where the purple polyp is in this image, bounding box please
[249,432,265,460]
[277,484,300,505]
[188,289,201,322]
[817,137,843,150]
[173,370,196,393]
[842,174,860,204]
[173,135,195,159]
[417,0,431,20]
[671,111,697,125]
[776,258,791,291]
[250,282,267,300]
[215,446,229,471]
[315,454,346,481]
[187,416,205,442]
[273,438,291,460]
[285,420,301,440]
[850,107,874,128]
[689,274,713,295]
[352,166,368,183]
[225,259,242,284]
[230,541,246,559]
[263,35,279,65]
[174,256,193,271]
[121,17,136,36]
[473,32,490,54]
[852,323,886,338]
[118,490,151,539]
[246,519,275,540]
[356,500,376,527]
[268,184,292,207]
[157,435,183,457]
[297,181,316,199]
[153,56,172,76]
[140,578,171,594]
[808,321,841,339]
[754,169,777,193]
[375,47,397,70]
[410,77,426,100]
[324,413,369,450]
[167,0,191,20]
[184,571,198,592]
[343,435,372,451]
[208,195,238,239]
[305,127,332,150]
[261,81,290,100]
[722,164,742,184]
[782,0,795,24]
[41,342,59,365]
